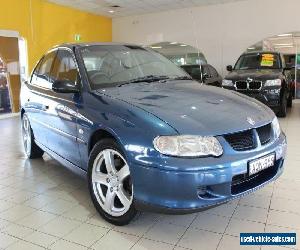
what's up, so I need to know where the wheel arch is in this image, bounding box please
[88,128,121,155]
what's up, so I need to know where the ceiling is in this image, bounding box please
[247,32,300,54]
[47,0,247,17]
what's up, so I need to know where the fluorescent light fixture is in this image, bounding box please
[248,47,255,50]
[274,43,293,46]
[275,45,294,48]
[170,42,178,45]
[277,33,292,37]
[151,46,162,49]
[180,44,187,47]
[108,10,115,13]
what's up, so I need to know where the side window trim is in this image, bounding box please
[30,56,44,84]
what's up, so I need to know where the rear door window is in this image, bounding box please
[34,51,57,89]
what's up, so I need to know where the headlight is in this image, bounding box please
[222,79,233,87]
[153,135,223,157]
[272,117,281,139]
[265,79,281,87]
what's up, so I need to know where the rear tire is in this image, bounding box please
[277,93,287,117]
[22,113,44,159]
[88,138,137,226]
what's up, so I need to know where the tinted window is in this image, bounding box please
[208,65,218,77]
[51,50,78,84]
[235,53,280,70]
[181,65,201,80]
[33,51,56,88]
[37,51,56,78]
[202,65,210,76]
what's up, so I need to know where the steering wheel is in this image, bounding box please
[89,71,110,83]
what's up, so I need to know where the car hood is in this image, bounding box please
[95,81,274,136]
[225,69,282,81]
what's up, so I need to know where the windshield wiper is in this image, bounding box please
[118,75,170,87]
[171,76,193,80]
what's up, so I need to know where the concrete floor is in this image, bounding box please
[0,103,299,250]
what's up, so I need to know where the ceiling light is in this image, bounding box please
[277,33,292,37]
[108,10,115,13]
[248,47,255,50]
[151,46,162,49]
[275,45,294,48]
[180,44,187,47]
[274,43,293,46]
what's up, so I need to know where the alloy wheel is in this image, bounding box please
[22,115,31,157]
[91,149,133,217]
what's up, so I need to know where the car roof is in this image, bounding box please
[53,42,145,50]
[241,51,281,56]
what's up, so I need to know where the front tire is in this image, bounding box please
[287,92,293,108]
[22,113,44,159]
[277,93,287,117]
[88,138,136,225]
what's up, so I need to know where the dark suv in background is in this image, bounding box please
[222,51,293,117]
[181,64,222,87]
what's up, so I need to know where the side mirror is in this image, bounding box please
[52,79,80,93]
[284,63,294,71]
[226,65,233,72]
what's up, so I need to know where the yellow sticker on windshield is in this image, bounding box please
[261,54,274,67]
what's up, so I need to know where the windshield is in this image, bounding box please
[234,53,281,70]
[80,45,189,89]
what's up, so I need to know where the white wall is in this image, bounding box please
[113,0,300,76]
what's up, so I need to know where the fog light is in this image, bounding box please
[197,186,207,196]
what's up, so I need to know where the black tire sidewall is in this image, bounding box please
[87,138,137,226]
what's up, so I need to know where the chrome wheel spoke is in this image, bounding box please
[103,150,116,174]
[92,172,108,185]
[116,188,131,210]
[117,165,130,181]
[104,189,116,211]
[22,116,31,155]
[92,148,133,217]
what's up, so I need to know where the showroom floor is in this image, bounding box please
[0,103,299,250]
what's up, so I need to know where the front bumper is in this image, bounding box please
[131,133,287,214]
[224,86,282,112]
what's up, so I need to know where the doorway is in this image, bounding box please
[0,30,28,115]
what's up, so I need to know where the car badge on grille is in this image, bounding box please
[247,117,255,125]
[246,77,253,83]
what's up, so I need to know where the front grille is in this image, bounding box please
[224,130,255,151]
[249,81,262,90]
[235,81,247,90]
[224,123,273,151]
[231,159,283,195]
[235,80,262,90]
[257,123,272,145]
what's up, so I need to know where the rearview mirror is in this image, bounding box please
[226,65,233,72]
[52,80,80,93]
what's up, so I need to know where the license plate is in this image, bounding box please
[248,153,275,176]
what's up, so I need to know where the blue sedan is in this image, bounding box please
[20,43,287,225]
